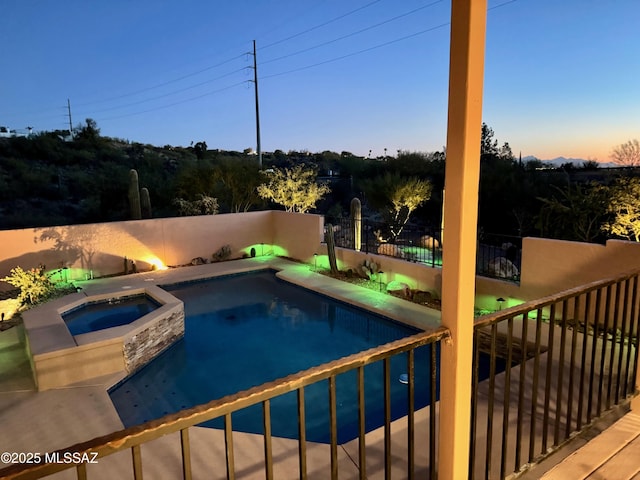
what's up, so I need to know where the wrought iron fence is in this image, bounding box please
[471,270,640,479]
[332,217,522,282]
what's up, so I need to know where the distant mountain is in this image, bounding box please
[522,155,617,169]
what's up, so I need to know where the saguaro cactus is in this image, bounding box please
[141,187,152,219]
[128,169,141,220]
[325,223,339,274]
[350,197,362,251]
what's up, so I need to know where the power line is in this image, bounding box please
[261,0,444,66]
[80,67,249,115]
[488,0,519,12]
[75,53,248,108]
[263,21,450,80]
[96,80,248,122]
[12,0,521,131]
[8,1,435,122]
[262,0,519,79]
[261,0,384,50]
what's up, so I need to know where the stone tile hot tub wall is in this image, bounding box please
[123,306,184,373]
[23,285,184,391]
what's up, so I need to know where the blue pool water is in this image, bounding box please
[64,295,160,336]
[109,270,437,443]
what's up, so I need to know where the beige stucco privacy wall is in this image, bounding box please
[2,212,640,309]
[271,210,325,262]
[0,211,323,290]
[518,237,640,301]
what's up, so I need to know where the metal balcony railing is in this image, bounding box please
[471,270,640,479]
[0,328,448,480]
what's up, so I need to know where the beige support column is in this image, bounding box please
[438,1,487,479]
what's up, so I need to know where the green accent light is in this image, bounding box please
[244,243,289,258]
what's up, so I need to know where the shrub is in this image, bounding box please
[1,266,57,306]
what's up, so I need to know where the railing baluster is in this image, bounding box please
[587,288,602,423]
[131,445,143,480]
[263,400,273,480]
[297,387,307,480]
[469,329,480,480]
[625,275,640,396]
[224,413,235,480]
[485,323,498,480]
[76,462,87,480]
[500,317,514,479]
[577,291,592,431]
[407,350,415,480]
[596,284,620,416]
[616,279,631,405]
[329,376,338,480]
[357,366,366,480]
[528,308,543,462]
[565,296,580,439]
[553,300,569,446]
[180,428,192,480]
[542,304,556,453]
[515,312,528,472]
[384,357,391,480]
[430,342,437,480]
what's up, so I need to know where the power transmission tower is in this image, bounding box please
[251,40,262,168]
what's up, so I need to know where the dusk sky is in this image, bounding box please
[2,0,639,161]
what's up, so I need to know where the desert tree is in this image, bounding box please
[172,194,219,216]
[536,181,609,242]
[602,177,640,241]
[362,172,432,241]
[211,158,263,212]
[611,139,640,167]
[257,164,330,213]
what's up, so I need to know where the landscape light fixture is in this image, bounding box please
[314,253,318,272]
[497,297,505,310]
[379,271,384,292]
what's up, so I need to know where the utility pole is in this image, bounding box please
[67,99,74,139]
[251,40,262,168]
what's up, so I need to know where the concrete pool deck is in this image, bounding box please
[0,257,443,478]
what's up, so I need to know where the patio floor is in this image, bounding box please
[534,410,640,480]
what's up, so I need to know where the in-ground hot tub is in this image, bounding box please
[63,294,162,336]
[22,285,184,391]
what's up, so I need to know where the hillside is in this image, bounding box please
[0,133,221,229]
[0,130,362,230]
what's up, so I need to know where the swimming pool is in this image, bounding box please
[63,294,161,336]
[109,270,436,443]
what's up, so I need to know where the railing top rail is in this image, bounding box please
[0,326,449,479]
[474,268,640,328]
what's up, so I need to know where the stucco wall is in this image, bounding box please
[3,212,640,311]
[0,211,323,290]
[272,211,324,262]
[519,238,640,301]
